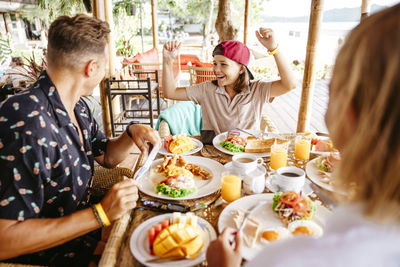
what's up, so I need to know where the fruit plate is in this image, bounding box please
[217,194,331,261]
[159,137,203,156]
[129,214,217,267]
[137,156,225,200]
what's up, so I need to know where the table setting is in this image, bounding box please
[99,131,341,267]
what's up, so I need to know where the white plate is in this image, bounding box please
[305,158,336,192]
[265,174,313,196]
[129,214,217,267]
[137,156,225,200]
[159,137,203,156]
[217,193,330,261]
[310,136,338,155]
[213,130,270,157]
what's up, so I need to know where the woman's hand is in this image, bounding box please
[163,40,181,64]
[100,179,140,222]
[256,27,278,52]
[206,227,243,267]
[127,124,161,154]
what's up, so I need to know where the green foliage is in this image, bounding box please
[35,0,86,23]
[0,34,12,65]
[19,52,47,83]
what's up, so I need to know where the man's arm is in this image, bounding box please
[0,179,139,260]
[162,40,190,101]
[97,124,160,168]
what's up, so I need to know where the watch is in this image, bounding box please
[125,121,140,139]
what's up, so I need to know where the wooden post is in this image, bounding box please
[361,0,371,21]
[151,0,159,50]
[244,0,249,45]
[93,0,114,137]
[296,0,324,133]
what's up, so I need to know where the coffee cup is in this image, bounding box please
[243,166,266,194]
[232,154,263,175]
[274,166,305,193]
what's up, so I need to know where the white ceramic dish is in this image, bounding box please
[159,137,203,156]
[217,193,330,260]
[212,130,271,157]
[137,156,225,200]
[305,158,335,192]
[129,213,217,267]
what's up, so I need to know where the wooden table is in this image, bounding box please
[99,134,332,267]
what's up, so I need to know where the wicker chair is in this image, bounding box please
[0,165,134,267]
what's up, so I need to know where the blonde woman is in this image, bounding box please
[206,3,400,267]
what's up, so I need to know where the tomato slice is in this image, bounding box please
[279,191,300,206]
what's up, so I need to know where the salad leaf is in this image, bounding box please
[156,183,196,198]
[220,141,244,153]
[272,192,282,212]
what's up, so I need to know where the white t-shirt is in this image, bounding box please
[247,205,400,267]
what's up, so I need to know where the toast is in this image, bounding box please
[245,138,290,153]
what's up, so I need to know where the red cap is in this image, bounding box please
[213,40,251,66]
[213,40,254,80]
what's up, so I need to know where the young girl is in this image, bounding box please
[206,3,400,267]
[162,28,296,134]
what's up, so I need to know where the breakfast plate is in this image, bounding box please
[265,174,313,196]
[310,136,338,155]
[137,156,225,200]
[130,213,217,267]
[218,193,330,261]
[212,130,271,157]
[305,158,335,192]
[159,137,203,156]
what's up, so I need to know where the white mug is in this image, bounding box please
[274,166,305,193]
[243,166,266,194]
[232,154,263,175]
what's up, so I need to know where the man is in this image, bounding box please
[0,14,160,266]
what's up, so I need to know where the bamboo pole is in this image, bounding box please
[244,0,249,45]
[296,0,324,133]
[151,0,159,50]
[93,0,113,137]
[361,0,371,21]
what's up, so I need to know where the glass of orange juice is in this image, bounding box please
[221,171,242,203]
[270,143,288,170]
[294,135,311,160]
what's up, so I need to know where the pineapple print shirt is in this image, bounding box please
[0,71,109,221]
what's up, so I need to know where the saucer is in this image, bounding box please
[265,175,313,196]
[224,162,267,176]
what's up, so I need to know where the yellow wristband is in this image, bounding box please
[269,44,279,55]
[95,203,111,227]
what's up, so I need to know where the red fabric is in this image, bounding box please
[194,62,215,84]
[180,54,200,71]
[217,40,250,66]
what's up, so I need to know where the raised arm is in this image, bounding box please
[162,41,189,101]
[256,28,297,98]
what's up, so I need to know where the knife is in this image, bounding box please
[141,199,189,213]
[133,143,160,180]
[238,201,266,234]
[235,128,261,139]
[310,183,336,210]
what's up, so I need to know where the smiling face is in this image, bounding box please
[213,55,244,89]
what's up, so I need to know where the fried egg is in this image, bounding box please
[288,220,323,238]
[260,226,291,244]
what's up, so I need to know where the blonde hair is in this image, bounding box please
[47,14,110,69]
[329,4,400,221]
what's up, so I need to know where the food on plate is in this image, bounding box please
[148,219,170,255]
[152,212,204,259]
[155,155,212,198]
[232,208,261,248]
[311,138,338,153]
[156,175,196,198]
[288,220,323,238]
[164,134,195,154]
[245,138,290,153]
[272,191,316,226]
[315,153,341,173]
[261,226,291,243]
[220,135,246,153]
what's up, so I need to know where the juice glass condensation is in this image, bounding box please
[270,143,288,170]
[294,136,311,160]
[221,173,241,202]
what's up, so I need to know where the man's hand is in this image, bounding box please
[206,227,243,267]
[163,40,181,63]
[127,124,161,154]
[100,179,140,221]
[256,27,278,52]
